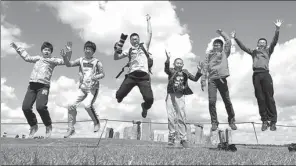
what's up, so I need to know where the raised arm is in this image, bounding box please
[145,14,152,51]
[269,19,282,55]
[10,42,40,63]
[60,49,80,67]
[200,55,209,91]
[164,50,173,75]
[231,31,254,55]
[92,61,105,80]
[183,64,203,82]
[217,29,232,57]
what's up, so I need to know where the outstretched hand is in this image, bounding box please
[197,61,202,72]
[146,14,151,21]
[165,49,171,60]
[65,41,72,52]
[216,29,223,35]
[274,19,283,29]
[60,49,66,57]
[10,42,18,50]
[230,31,236,38]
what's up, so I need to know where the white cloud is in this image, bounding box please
[1,15,32,58]
[34,1,195,80]
[1,77,17,100]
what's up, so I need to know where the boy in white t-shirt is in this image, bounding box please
[60,41,105,138]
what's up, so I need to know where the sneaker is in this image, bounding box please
[261,121,269,131]
[229,123,237,130]
[28,125,38,139]
[64,128,75,138]
[45,125,52,138]
[117,98,122,103]
[211,123,218,131]
[141,103,148,118]
[168,136,175,146]
[180,140,189,148]
[270,122,277,131]
[94,123,100,133]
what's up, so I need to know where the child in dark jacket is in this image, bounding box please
[164,50,202,148]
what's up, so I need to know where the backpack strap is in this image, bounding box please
[115,48,133,79]
[139,43,152,74]
[139,43,150,58]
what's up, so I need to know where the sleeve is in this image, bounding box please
[50,58,65,66]
[268,29,280,55]
[164,59,172,75]
[200,54,209,85]
[184,69,202,82]
[234,38,254,55]
[16,48,41,63]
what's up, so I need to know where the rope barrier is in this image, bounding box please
[1,119,296,128]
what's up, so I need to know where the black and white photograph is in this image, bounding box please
[1,0,296,165]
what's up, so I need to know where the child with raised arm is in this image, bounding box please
[10,41,68,138]
[231,20,283,131]
[60,41,105,138]
[164,50,202,148]
[200,29,237,132]
[113,14,153,118]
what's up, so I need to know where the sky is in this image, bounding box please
[1,1,296,145]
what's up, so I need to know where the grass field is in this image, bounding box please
[1,138,296,165]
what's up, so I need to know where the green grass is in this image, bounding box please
[1,138,296,165]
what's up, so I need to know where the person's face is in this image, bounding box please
[130,35,140,46]
[174,59,184,70]
[213,42,223,52]
[42,48,52,58]
[84,47,94,59]
[257,39,267,49]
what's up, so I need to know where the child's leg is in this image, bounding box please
[84,88,100,126]
[166,93,177,142]
[22,84,38,127]
[68,89,87,130]
[116,75,137,103]
[35,85,51,127]
[175,93,187,141]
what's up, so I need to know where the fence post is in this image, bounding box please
[251,122,259,144]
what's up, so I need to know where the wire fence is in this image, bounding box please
[1,119,296,145]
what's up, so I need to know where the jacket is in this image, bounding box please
[201,31,232,85]
[234,29,279,72]
[164,59,202,95]
[17,48,64,85]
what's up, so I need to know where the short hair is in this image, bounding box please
[130,33,140,39]
[41,42,53,53]
[258,38,267,43]
[84,41,96,52]
[174,58,183,63]
[213,39,224,46]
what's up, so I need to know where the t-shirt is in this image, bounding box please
[122,43,149,74]
[172,71,185,93]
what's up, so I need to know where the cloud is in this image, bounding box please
[1,15,32,58]
[1,77,17,100]
[34,1,195,80]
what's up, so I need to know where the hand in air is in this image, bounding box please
[65,42,72,52]
[165,49,171,60]
[274,19,283,29]
[146,14,151,21]
[60,49,66,57]
[216,29,223,35]
[10,42,20,51]
[197,61,203,73]
[230,31,236,38]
